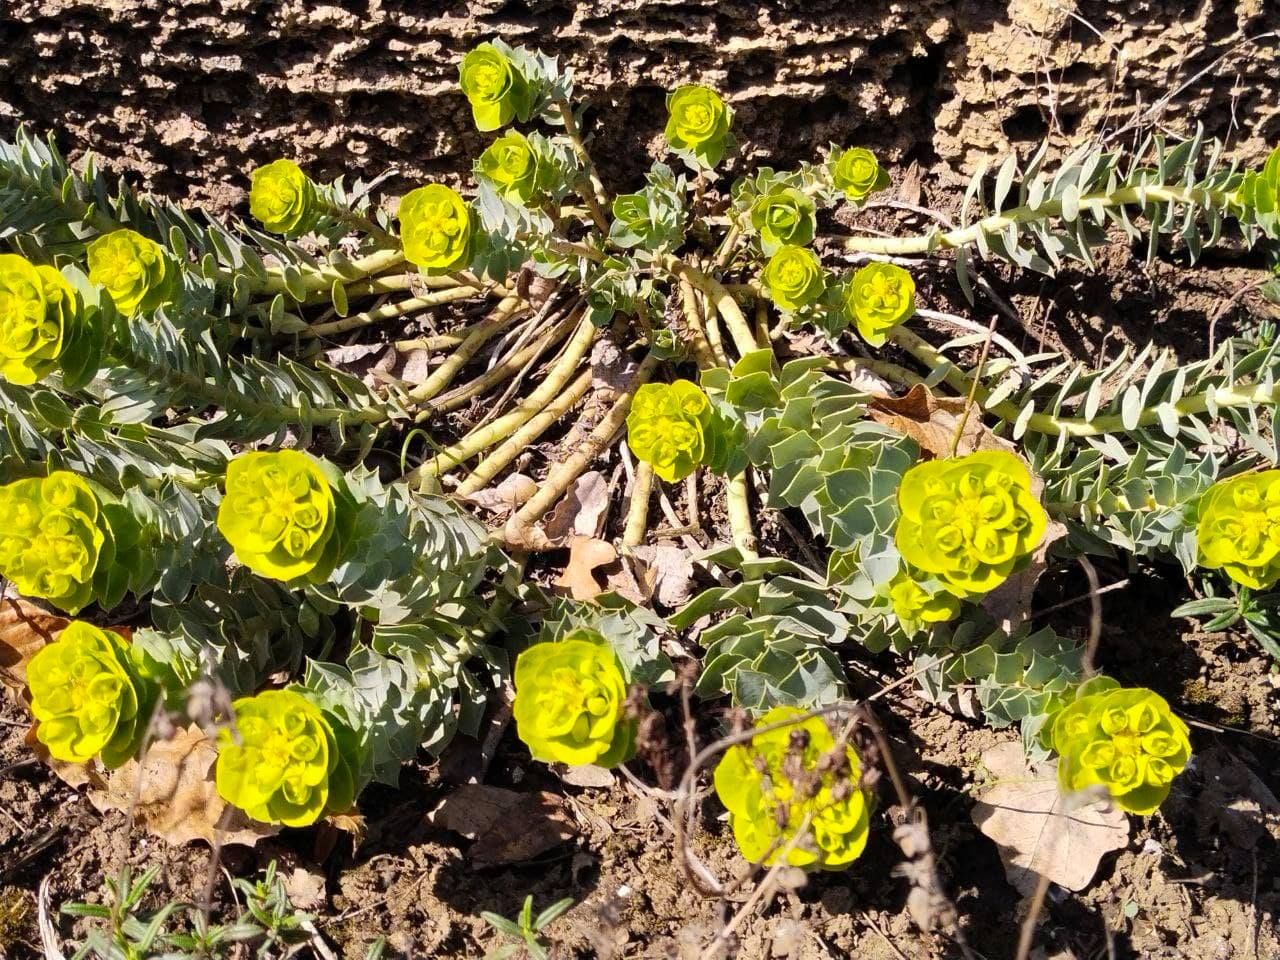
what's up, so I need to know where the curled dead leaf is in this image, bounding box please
[461,473,538,515]
[0,597,69,692]
[868,383,1015,459]
[543,470,612,542]
[87,724,277,848]
[553,536,618,601]
[971,741,1129,895]
[430,784,577,865]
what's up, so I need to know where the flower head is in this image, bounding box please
[750,188,816,256]
[895,450,1048,598]
[398,184,473,273]
[713,706,870,870]
[459,43,528,132]
[1050,683,1190,815]
[216,689,344,826]
[513,631,634,768]
[0,472,107,614]
[664,84,732,168]
[830,147,885,202]
[86,229,174,317]
[762,245,826,312]
[626,379,712,483]
[1196,470,1280,588]
[1238,145,1280,235]
[27,622,152,767]
[477,131,539,204]
[250,159,320,236]
[216,450,338,583]
[844,262,915,346]
[889,569,961,631]
[0,254,69,385]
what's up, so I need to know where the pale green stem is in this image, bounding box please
[454,367,595,497]
[505,353,661,535]
[660,257,761,358]
[406,295,525,404]
[622,461,655,549]
[407,316,598,482]
[555,99,611,233]
[845,183,1234,255]
[301,286,481,338]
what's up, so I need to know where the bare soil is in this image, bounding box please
[2,2,1280,958]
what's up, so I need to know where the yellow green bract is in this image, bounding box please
[1195,469,1280,589]
[664,84,731,168]
[1050,683,1190,815]
[713,706,870,870]
[830,147,884,201]
[512,631,634,768]
[0,254,67,385]
[26,622,149,767]
[477,131,539,203]
[626,379,712,483]
[249,159,319,236]
[895,450,1048,599]
[762,244,825,313]
[1238,145,1279,229]
[845,262,915,346]
[888,569,961,630]
[215,688,342,827]
[459,43,527,132]
[0,472,106,614]
[398,183,473,273]
[750,188,816,256]
[86,228,173,317]
[216,450,338,583]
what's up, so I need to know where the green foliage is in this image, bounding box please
[482,894,574,960]
[609,164,687,253]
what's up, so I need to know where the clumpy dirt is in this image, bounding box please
[3,1,1280,958]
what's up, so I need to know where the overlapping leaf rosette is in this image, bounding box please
[1194,469,1280,589]
[714,706,870,869]
[0,254,104,387]
[398,183,474,274]
[476,131,542,204]
[512,629,636,767]
[1048,678,1191,815]
[841,261,916,346]
[1237,145,1280,238]
[0,471,149,615]
[86,228,176,317]
[664,84,733,169]
[762,245,826,313]
[895,450,1049,599]
[829,146,889,203]
[216,450,348,585]
[215,688,362,827]
[750,187,816,255]
[249,159,321,237]
[26,622,157,768]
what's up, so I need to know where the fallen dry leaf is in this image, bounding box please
[553,536,618,601]
[87,724,277,848]
[461,473,538,515]
[971,741,1129,895]
[282,866,327,910]
[430,784,577,865]
[869,383,1015,459]
[555,763,615,789]
[0,597,68,691]
[543,470,612,541]
[628,543,697,608]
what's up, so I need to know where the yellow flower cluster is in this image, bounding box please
[1196,470,1280,589]
[86,228,175,317]
[460,43,529,132]
[888,569,960,631]
[249,159,320,236]
[843,262,915,346]
[216,450,339,583]
[512,631,634,768]
[26,622,152,768]
[761,245,825,313]
[895,451,1048,598]
[0,254,77,385]
[713,707,870,869]
[1050,682,1190,815]
[477,131,539,204]
[664,84,732,168]
[0,472,108,614]
[626,379,712,483]
[398,184,473,273]
[830,147,885,202]
[216,688,355,827]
